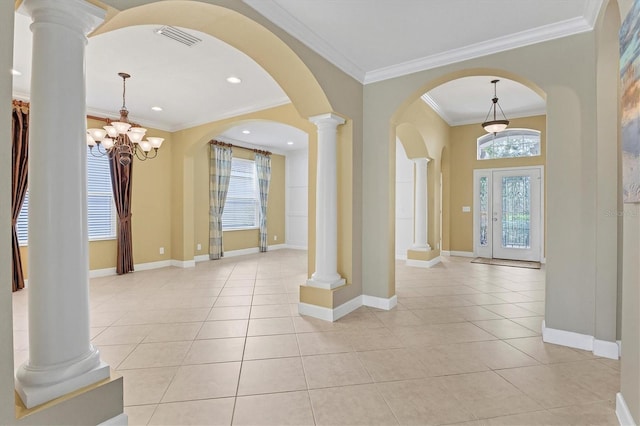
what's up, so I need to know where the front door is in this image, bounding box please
[474,167,542,261]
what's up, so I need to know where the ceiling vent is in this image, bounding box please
[154,26,202,47]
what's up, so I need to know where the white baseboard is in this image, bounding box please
[89,268,117,278]
[542,321,620,360]
[98,413,128,426]
[593,339,620,359]
[194,254,210,263]
[136,260,172,271]
[442,250,474,258]
[269,244,288,251]
[224,247,261,258]
[616,392,637,426]
[396,253,407,260]
[299,294,397,322]
[170,259,195,268]
[284,243,307,250]
[363,294,397,310]
[406,256,441,268]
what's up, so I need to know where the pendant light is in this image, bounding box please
[481,79,509,133]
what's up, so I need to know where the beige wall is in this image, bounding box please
[193,145,286,255]
[449,115,546,252]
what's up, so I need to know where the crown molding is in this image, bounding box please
[215,135,288,156]
[420,93,453,125]
[243,0,366,82]
[447,107,547,127]
[364,15,598,84]
[583,0,604,27]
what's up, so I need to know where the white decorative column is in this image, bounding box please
[412,157,431,251]
[307,113,345,289]
[15,0,109,409]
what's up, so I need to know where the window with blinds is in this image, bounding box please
[222,157,259,230]
[15,151,116,245]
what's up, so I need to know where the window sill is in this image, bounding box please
[223,227,259,232]
[18,236,116,247]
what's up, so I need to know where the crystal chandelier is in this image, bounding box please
[481,79,510,133]
[87,72,164,166]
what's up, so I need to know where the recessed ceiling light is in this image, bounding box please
[151,106,163,112]
[11,69,21,76]
[242,130,251,134]
[287,141,294,145]
[226,76,242,84]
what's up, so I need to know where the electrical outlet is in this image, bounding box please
[274,235,277,241]
[197,243,202,251]
[159,247,164,255]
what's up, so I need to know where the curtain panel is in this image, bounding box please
[109,156,134,274]
[255,153,271,252]
[209,143,233,260]
[11,101,29,292]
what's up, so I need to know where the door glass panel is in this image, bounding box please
[479,176,488,246]
[501,176,530,249]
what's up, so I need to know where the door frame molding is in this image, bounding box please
[472,165,545,261]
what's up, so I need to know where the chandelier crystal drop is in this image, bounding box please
[87,72,164,166]
[481,79,510,134]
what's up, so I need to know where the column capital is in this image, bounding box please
[309,112,346,128]
[412,157,431,164]
[21,0,106,37]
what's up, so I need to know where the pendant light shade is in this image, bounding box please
[481,79,509,133]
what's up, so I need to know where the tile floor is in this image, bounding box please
[12,250,620,425]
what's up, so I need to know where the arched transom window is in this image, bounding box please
[477,128,541,160]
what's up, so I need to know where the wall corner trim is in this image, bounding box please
[542,321,620,360]
[616,392,637,426]
[299,294,397,322]
[406,257,442,268]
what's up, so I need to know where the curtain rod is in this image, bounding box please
[210,139,271,156]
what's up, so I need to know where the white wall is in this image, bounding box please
[395,140,413,259]
[285,148,308,248]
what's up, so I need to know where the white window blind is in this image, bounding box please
[222,158,259,230]
[15,151,116,245]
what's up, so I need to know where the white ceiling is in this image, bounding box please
[12,1,602,147]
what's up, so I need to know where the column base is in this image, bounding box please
[410,244,432,251]
[16,354,110,409]
[306,276,346,290]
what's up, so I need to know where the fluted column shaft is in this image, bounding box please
[412,157,431,250]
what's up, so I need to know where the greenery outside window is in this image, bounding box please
[477,128,541,160]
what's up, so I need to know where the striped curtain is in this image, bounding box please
[109,153,134,274]
[255,153,271,252]
[209,144,233,259]
[11,101,29,291]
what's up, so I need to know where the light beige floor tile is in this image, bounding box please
[357,348,429,382]
[143,323,202,343]
[310,384,398,426]
[252,294,290,305]
[410,344,489,376]
[233,391,315,426]
[124,404,157,426]
[244,334,300,360]
[119,341,192,370]
[497,365,603,408]
[505,336,591,364]
[182,337,245,364]
[449,305,504,321]
[215,295,253,307]
[546,400,618,425]
[95,344,136,370]
[92,325,154,345]
[346,327,405,351]
[472,319,540,339]
[292,316,344,333]
[514,301,545,315]
[197,319,248,339]
[377,378,475,425]
[482,303,540,318]
[252,285,288,295]
[491,292,535,303]
[440,370,543,419]
[121,367,178,406]
[296,331,353,355]
[162,362,240,402]
[247,317,295,336]
[510,316,544,333]
[208,306,251,320]
[90,310,127,327]
[250,304,292,318]
[238,357,307,395]
[219,286,254,296]
[148,398,235,425]
[224,279,256,287]
[373,310,424,327]
[302,352,372,389]
[548,359,620,401]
